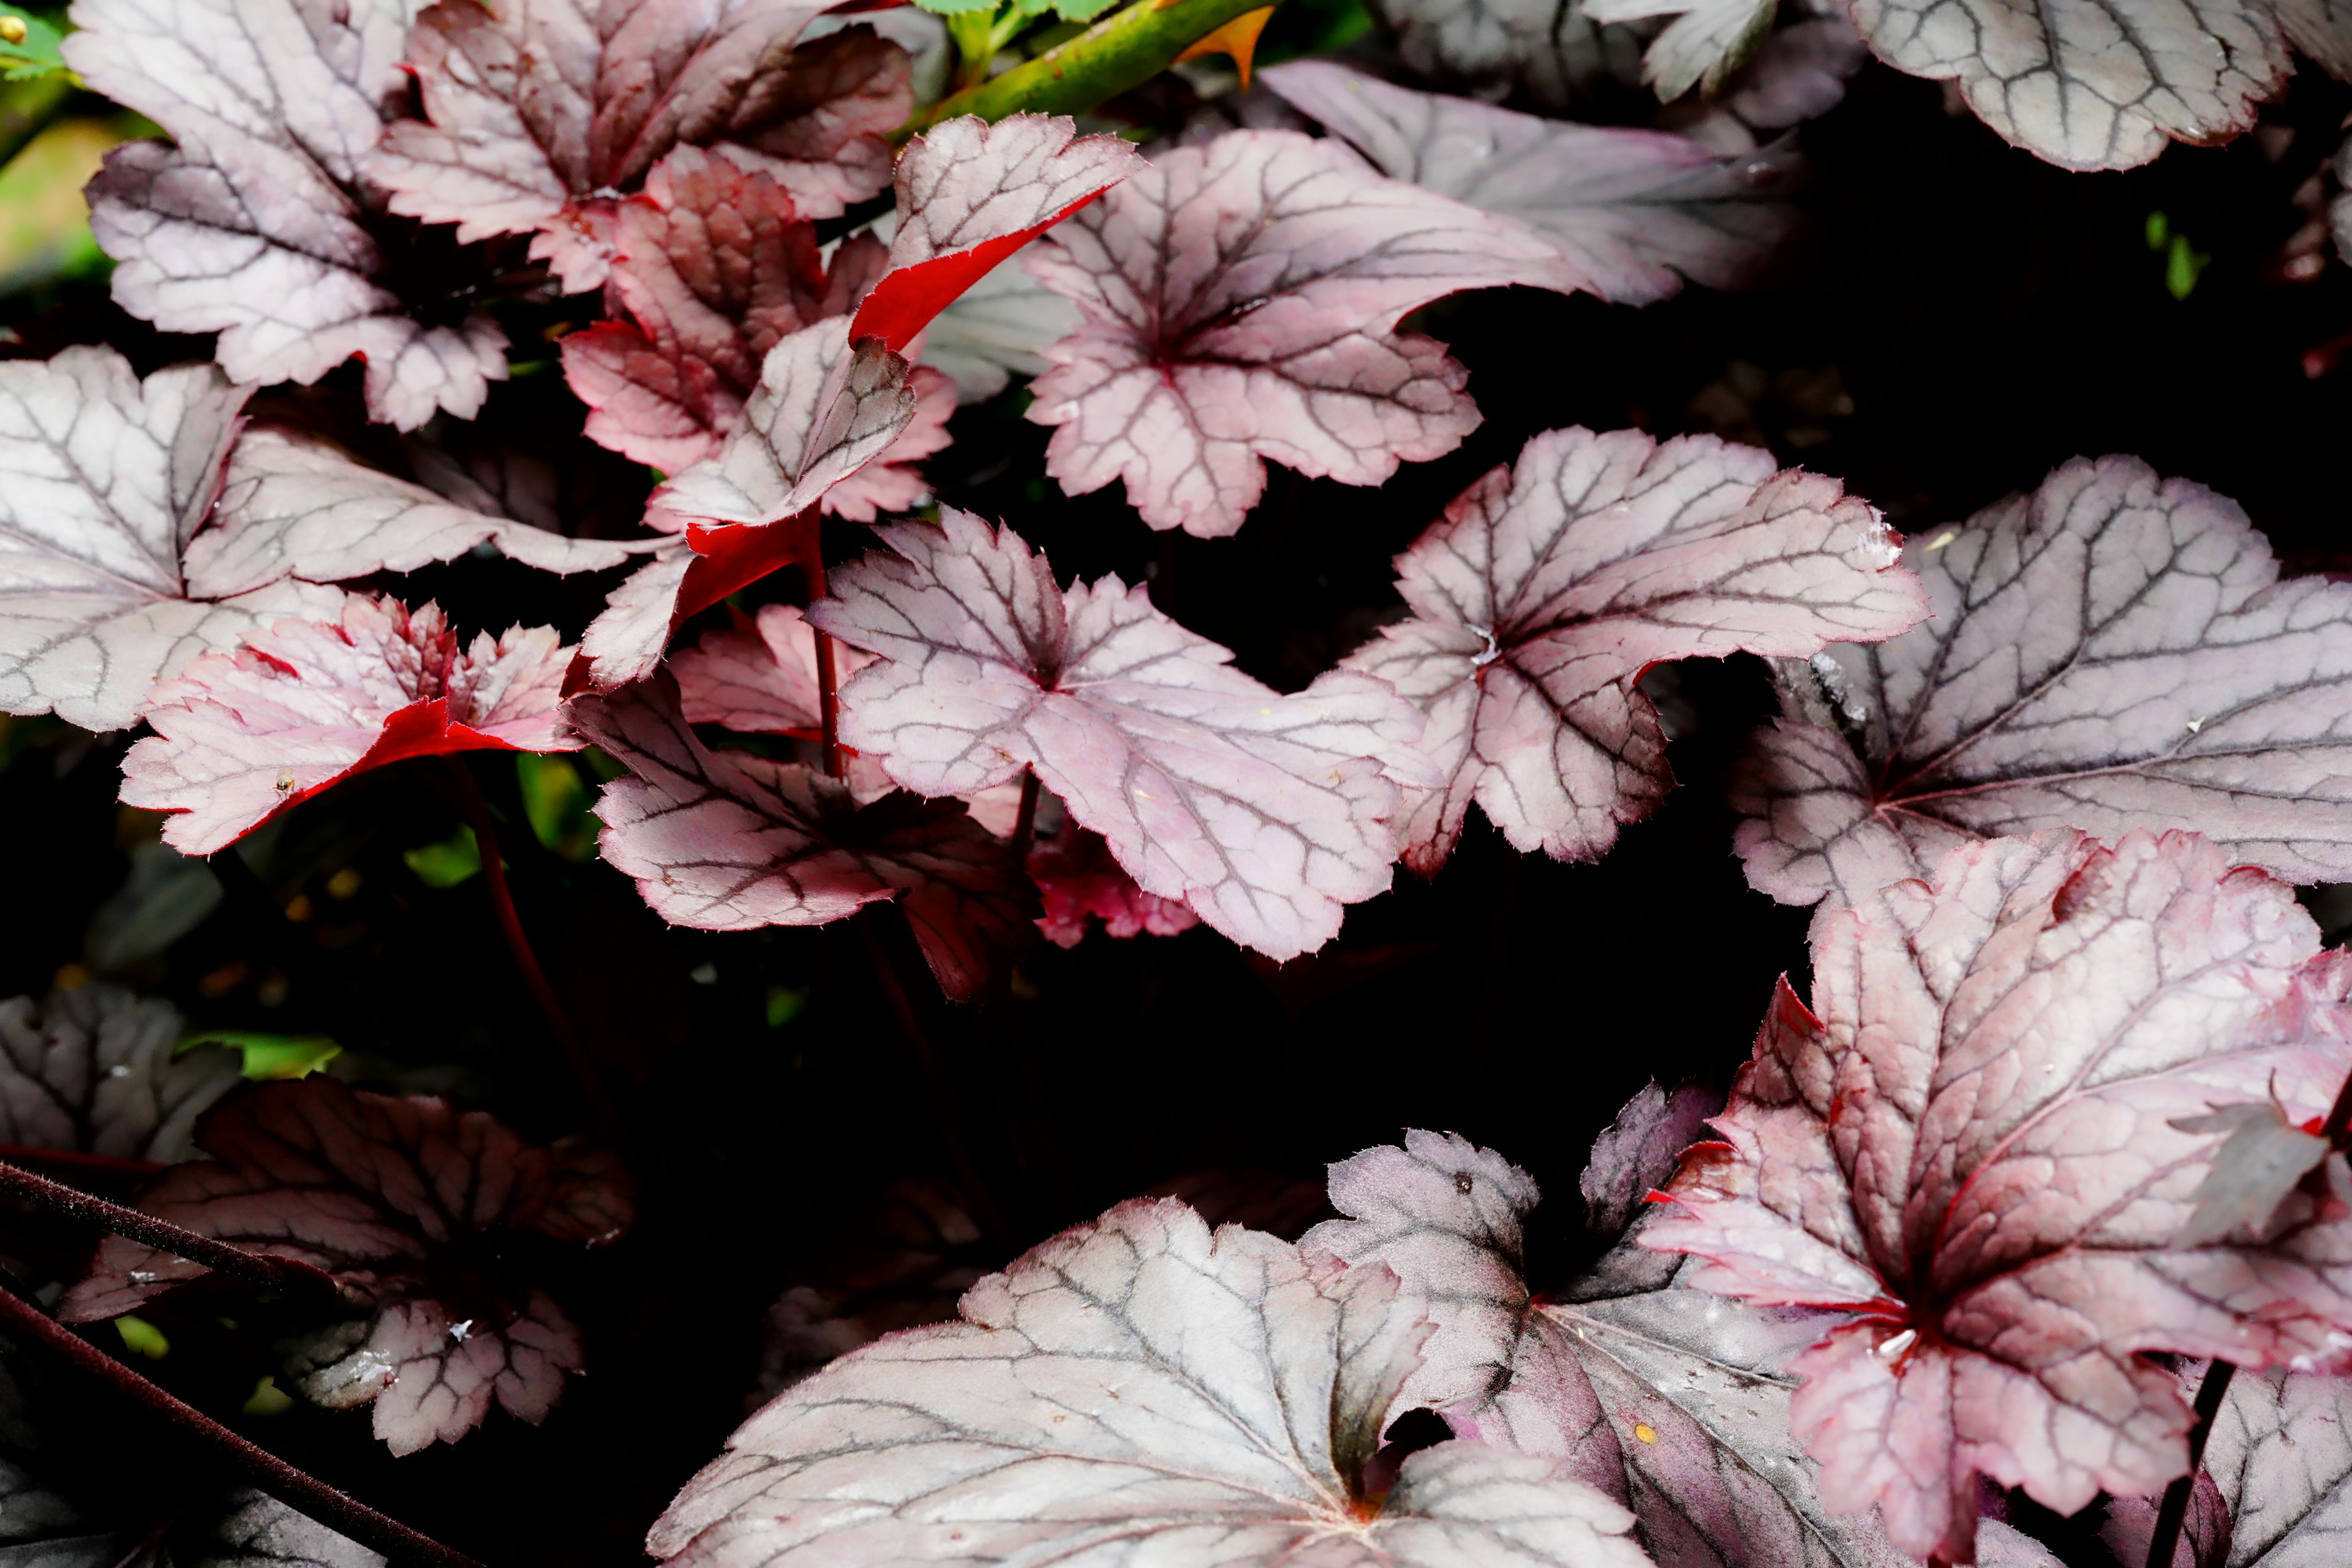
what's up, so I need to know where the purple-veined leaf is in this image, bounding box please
[808,508,1439,960]
[371,0,909,292]
[60,1077,631,1454]
[673,604,862,739]
[846,113,1143,355]
[0,986,239,1162]
[1371,0,1648,110]
[562,147,886,472]
[0,347,345,732]
[202,1490,383,1568]
[120,595,577,855]
[190,428,646,598]
[1732,456,2352,916]
[1711,12,1874,135]
[571,673,1034,1003]
[1259,62,1800,307]
[649,1195,1653,1568]
[1582,0,1777,97]
[1342,426,1923,875]
[1643,829,2352,1564]
[1842,0,2335,170]
[2188,1363,2352,1564]
[2104,1458,2232,1568]
[1022,128,1585,537]
[1307,1129,1921,1567]
[64,0,511,428]
[1581,1079,1725,1238]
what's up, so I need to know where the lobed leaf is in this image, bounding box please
[0,347,343,731]
[809,508,1440,960]
[1344,426,1924,874]
[1843,0,2341,170]
[61,1076,631,1454]
[1583,0,1779,99]
[0,985,240,1162]
[1028,815,1202,948]
[371,0,910,292]
[571,674,1035,1002]
[1307,1127,1918,1567]
[1022,128,1586,537]
[1644,829,2352,1562]
[2195,1364,2352,1564]
[1581,1079,1725,1238]
[1732,456,2352,914]
[121,595,578,854]
[1370,0,1648,111]
[649,1196,1653,1568]
[65,0,511,427]
[1261,60,1800,305]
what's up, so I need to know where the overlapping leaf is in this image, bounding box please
[1305,1125,1917,1567]
[62,1077,632,1454]
[2194,1365,2352,1564]
[1843,0,2349,170]
[64,0,511,427]
[562,147,888,472]
[809,508,1439,960]
[122,595,577,854]
[1733,456,2352,916]
[1371,0,1647,110]
[1261,62,1799,306]
[912,254,1079,405]
[1581,1079,1724,1238]
[1023,128,1585,537]
[1584,0,1778,98]
[673,604,860,738]
[1643,829,2352,1563]
[1343,426,1923,873]
[0,348,345,732]
[0,985,239,1162]
[1028,815,1202,948]
[571,674,1035,1003]
[371,0,910,292]
[649,1195,1653,1568]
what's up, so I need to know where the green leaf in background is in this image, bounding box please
[0,116,128,296]
[114,1314,169,1359]
[0,7,69,81]
[913,0,997,13]
[1053,0,1124,21]
[404,824,483,888]
[181,1029,342,1080]
[517,753,601,861]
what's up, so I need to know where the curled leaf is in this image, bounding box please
[1580,1079,1724,1238]
[121,596,577,854]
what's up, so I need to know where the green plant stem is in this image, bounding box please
[2146,1359,2234,1568]
[0,1280,486,1568]
[898,0,1278,138]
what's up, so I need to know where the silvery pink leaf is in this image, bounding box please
[61,1076,631,1454]
[913,254,1079,404]
[1344,426,1922,875]
[2170,1102,2339,1250]
[649,1195,1651,1568]
[0,985,239,1162]
[673,604,863,737]
[371,0,908,292]
[571,674,1032,1003]
[1581,1080,1724,1238]
[2190,1364,2352,1564]
[200,1490,383,1568]
[1023,129,1585,537]
[1975,1521,2071,1567]
[562,147,886,472]
[845,114,1142,353]
[1371,0,1648,110]
[120,596,577,855]
[65,0,510,428]
[1309,1130,1916,1567]
[1643,829,2352,1564]
[1714,14,1872,133]
[809,508,1438,960]
[1583,0,1776,98]
[189,428,643,599]
[2103,1461,2231,1568]
[1260,63,1798,307]
[1732,456,2352,915]
[1844,0,2305,170]
[0,347,344,731]
[1027,816,1201,948]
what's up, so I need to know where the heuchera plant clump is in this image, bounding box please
[0,0,2348,1564]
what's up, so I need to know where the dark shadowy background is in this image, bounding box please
[0,23,2347,1566]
